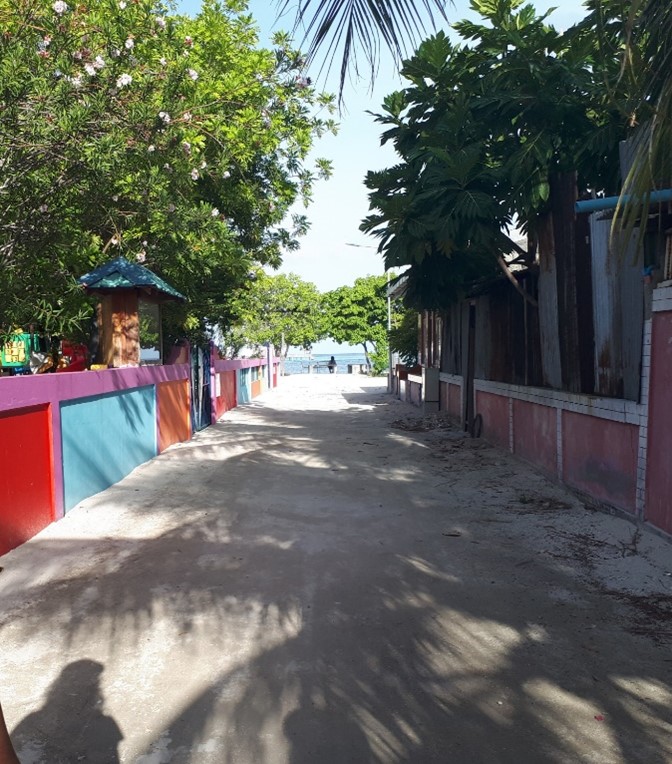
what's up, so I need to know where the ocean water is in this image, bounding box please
[281,353,368,375]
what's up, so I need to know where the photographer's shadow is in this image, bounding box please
[12,660,122,764]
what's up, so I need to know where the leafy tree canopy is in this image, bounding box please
[0,0,336,342]
[324,274,393,369]
[226,271,326,355]
[361,0,643,309]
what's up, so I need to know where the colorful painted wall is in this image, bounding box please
[0,405,54,553]
[0,353,280,556]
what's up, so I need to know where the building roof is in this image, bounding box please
[78,257,185,301]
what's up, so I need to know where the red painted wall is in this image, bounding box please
[513,400,557,476]
[215,371,236,420]
[562,411,637,512]
[0,405,54,555]
[157,380,190,453]
[475,391,509,449]
[645,311,672,532]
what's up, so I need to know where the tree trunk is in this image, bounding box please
[361,342,371,369]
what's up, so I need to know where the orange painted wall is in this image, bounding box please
[251,379,262,398]
[157,380,190,453]
[0,405,54,555]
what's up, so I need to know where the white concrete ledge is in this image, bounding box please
[474,378,644,425]
[652,282,672,312]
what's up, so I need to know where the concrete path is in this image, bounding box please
[1,375,672,763]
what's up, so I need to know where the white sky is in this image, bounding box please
[177,0,589,352]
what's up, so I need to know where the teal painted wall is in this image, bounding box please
[237,368,251,404]
[61,386,156,511]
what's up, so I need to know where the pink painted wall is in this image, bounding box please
[645,311,672,533]
[409,380,422,406]
[440,381,449,412]
[562,411,638,512]
[448,384,462,421]
[475,390,509,449]
[513,400,557,476]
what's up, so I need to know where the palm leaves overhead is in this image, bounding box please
[361,0,642,310]
[276,0,448,97]
[613,0,672,229]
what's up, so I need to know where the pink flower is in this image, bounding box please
[53,1,68,14]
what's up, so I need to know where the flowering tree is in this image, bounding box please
[0,0,335,340]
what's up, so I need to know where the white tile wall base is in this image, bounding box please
[474,379,644,426]
[635,320,652,518]
[556,407,563,481]
[508,397,514,452]
[439,373,463,386]
[652,282,672,312]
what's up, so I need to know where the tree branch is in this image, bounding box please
[496,254,538,307]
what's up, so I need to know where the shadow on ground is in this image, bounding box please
[3,385,672,763]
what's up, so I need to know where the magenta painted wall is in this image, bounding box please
[645,311,672,533]
[0,365,189,519]
[476,391,509,449]
[513,400,557,476]
[562,411,638,512]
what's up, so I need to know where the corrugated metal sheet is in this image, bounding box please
[440,303,462,375]
[590,215,643,401]
[590,216,622,396]
[537,212,563,389]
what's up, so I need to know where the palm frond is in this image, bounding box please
[276,0,450,100]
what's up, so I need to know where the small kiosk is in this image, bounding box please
[78,256,185,368]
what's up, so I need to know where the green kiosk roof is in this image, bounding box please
[78,256,185,301]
